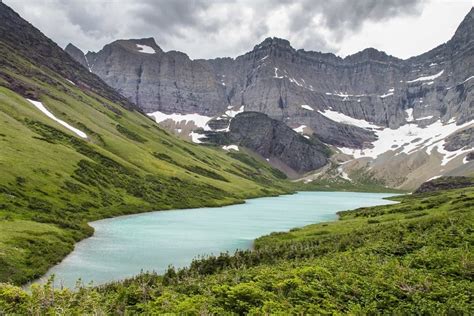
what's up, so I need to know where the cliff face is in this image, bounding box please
[81,38,228,116]
[205,112,329,174]
[64,43,89,69]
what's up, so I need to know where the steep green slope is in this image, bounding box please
[1,185,470,314]
[0,3,290,285]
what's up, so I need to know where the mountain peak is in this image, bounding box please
[344,47,399,63]
[449,6,474,48]
[64,43,89,68]
[111,37,163,54]
[254,37,293,50]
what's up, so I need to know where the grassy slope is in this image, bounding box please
[0,49,291,285]
[0,186,471,314]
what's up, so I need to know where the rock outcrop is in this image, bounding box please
[414,176,474,194]
[65,43,89,69]
[205,112,329,174]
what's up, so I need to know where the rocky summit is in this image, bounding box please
[66,8,474,188]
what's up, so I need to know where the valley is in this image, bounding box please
[2,178,473,314]
[35,191,395,288]
[0,2,291,285]
[0,1,472,314]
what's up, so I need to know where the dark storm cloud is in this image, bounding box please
[5,0,429,58]
[285,0,425,40]
[129,0,215,36]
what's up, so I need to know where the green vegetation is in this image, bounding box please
[295,178,403,193]
[1,185,472,314]
[0,49,291,285]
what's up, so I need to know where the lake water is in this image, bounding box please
[37,191,396,288]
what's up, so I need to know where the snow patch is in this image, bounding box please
[288,77,303,87]
[66,79,76,86]
[337,166,352,182]
[416,115,434,121]
[136,44,156,54]
[293,125,306,134]
[225,105,245,118]
[407,70,444,83]
[222,145,239,151]
[27,99,87,139]
[380,92,394,98]
[189,132,206,144]
[318,110,379,129]
[273,67,284,79]
[301,104,314,111]
[405,109,414,122]
[461,75,474,84]
[147,111,212,129]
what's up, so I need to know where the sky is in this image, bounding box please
[5,0,473,60]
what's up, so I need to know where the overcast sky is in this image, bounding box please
[5,0,473,60]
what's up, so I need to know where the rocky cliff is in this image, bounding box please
[64,43,89,69]
[204,112,329,175]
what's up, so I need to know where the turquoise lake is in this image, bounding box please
[38,191,396,288]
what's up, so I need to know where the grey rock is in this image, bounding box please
[65,43,89,69]
[83,38,227,116]
[444,127,474,151]
[205,112,329,174]
[414,176,474,194]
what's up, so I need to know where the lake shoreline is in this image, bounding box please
[31,191,397,289]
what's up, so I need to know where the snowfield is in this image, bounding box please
[318,109,379,129]
[27,99,87,139]
[147,111,212,129]
[338,118,473,165]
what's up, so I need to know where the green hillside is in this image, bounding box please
[1,184,472,314]
[0,4,291,285]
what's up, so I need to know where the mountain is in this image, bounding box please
[67,8,474,189]
[0,2,290,285]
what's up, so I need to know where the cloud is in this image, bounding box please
[4,0,469,60]
[285,0,425,40]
